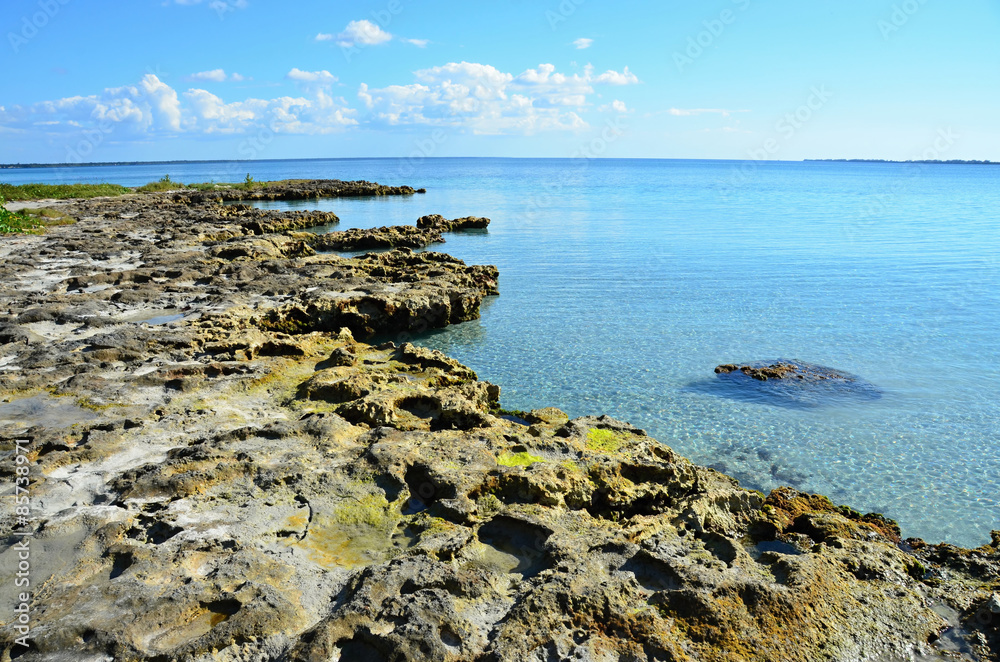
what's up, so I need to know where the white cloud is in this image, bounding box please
[1,60,639,145]
[334,19,392,48]
[140,74,183,131]
[357,61,636,135]
[573,38,593,49]
[404,38,429,48]
[11,74,183,134]
[189,69,227,83]
[186,70,248,83]
[592,66,639,85]
[512,63,594,107]
[599,100,629,113]
[315,33,334,42]
[1,73,356,140]
[286,68,338,85]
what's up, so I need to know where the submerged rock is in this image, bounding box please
[708,359,882,408]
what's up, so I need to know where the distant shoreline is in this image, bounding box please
[805,158,998,165]
[1,158,317,170]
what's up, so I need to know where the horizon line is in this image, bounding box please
[3,156,999,170]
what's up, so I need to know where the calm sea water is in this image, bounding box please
[4,158,999,547]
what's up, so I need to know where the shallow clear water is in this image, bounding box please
[4,158,999,547]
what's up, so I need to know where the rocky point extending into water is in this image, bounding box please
[0,181,997,661]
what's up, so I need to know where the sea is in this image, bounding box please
[3,157,998,548]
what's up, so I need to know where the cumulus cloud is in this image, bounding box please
[357,61,634,135]
[334,19,392,48]
[9,74,183,134]
[592,66,639,85]
[573,38,593,49]
[0,73,356,141]
[182,88,356,135]
[188,69,227,82]
[186,70,247,83]
[140,74,183,131]
[599,100,629,113]
[315,33,334,42]
[286,68,338,85]
[404,38,429,48]
[0,60,639,145]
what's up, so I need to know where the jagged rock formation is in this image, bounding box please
[0,184,997,662]
[417,214,491,231]
[309,226,445,252]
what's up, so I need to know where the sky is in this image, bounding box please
[1,0,998,163]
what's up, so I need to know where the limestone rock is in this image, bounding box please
[0,181,996,662]
[417,214,491,231]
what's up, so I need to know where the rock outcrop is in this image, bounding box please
[417,214,491,231]
[711,359,883,408]
[309,225,445,251]
[181,179,421,204]
[0,183,997,662]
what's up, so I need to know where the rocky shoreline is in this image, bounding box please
[0,181,997,661]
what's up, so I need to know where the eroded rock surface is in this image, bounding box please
[309,226,445,252]
[417,214,491,232]
[181,179,421,204]
[0,184,997,662]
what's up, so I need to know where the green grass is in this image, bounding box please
[135,175,258,193]
[497,451,544,467]
[135,175,185,193]
[0,182,130,201]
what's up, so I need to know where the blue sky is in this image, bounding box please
[1,0,998,163]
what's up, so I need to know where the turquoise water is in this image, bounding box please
[4,158,999,547]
